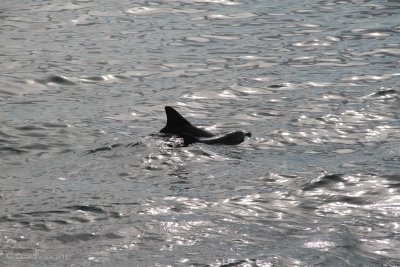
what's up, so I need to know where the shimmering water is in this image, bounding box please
[1,0,400,266]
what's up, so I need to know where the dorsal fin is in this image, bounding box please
[160,106,214,137]
[164,106,191,127]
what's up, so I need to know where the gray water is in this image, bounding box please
[1,0,400,266]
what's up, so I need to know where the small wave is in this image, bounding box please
[210,258,270,267]
[30,223,50,231]
[84,144,123,155]
[84,141,141,155]
[324,195,371,205]
[53,233,98,243]
[302,174,345,191]
[67,205,106,214]
[0,146,27,154]
[78,75,128,83]
[383,175,400,189]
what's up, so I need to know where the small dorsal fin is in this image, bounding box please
[165,106,191,127]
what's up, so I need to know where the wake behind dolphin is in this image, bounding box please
[160,106,251,145]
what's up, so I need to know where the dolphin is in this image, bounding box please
[160,106,251,145]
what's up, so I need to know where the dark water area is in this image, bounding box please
[1,0,400,266]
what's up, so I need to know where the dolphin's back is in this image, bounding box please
[181,131,251,146]
[202,131,250,145]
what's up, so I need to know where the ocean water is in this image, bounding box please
[1,0,400,266]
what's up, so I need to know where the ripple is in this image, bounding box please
[292,39,332,47]
[175,0,241,5]
[126,7,161,15]
[67,205,106,214]
[0,146,27,154]
[127,6,204,16]
[334,148,356,154]
[303,240,337,250]
[54,233,97,243]
[185,36,210,43]
[202,34,241,41]
[302,174,346,191]
[207,12,256,20]
[351,48,400,57]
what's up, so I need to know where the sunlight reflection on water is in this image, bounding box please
[1,0,400,266]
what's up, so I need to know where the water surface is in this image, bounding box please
[1,0,400,266]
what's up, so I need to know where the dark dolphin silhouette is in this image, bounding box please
[160,106,251,145]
